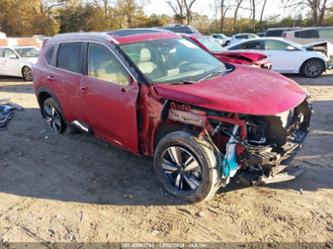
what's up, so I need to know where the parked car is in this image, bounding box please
[0,46,39,81]
[211,33,231,46]
[229,33,258,45]
[265,27,299,37]
[283,26,333,45]
[181,34,272,69]
[256,32,265,37]
[226,37,329,77]
[33,30,311,203]
[161,24,200,34]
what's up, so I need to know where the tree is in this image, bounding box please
[259,0,267,24]
[215,0,231,32]
[165,0,199,24]
[232,0,244,32]
[283,0,332,25]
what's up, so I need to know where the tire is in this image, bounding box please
[301,58,325,78]
[154,131,220,203]
[41,97,66,134]
[22,66,33,81]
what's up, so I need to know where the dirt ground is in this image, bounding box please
[0,73,332,244]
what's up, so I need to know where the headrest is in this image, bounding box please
[140,48,151,62]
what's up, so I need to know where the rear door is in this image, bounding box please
[81,43,139,153]
[47,42,86,122]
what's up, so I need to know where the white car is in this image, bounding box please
[211,33,231,46]
[226,37,329,78]
[0,46,39,81]
[229,33,259,45]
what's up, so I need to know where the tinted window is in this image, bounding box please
[318,28,333,38]
[4,48,17,58]
[240,40,261,49]
[57,42,82,73]
[295,30,319,38]
[45,45,55,65]
[264,40,289,50]
[265,30,284,37]
[88,43,129,86]
[0,48,4,57]
[235,35,249,39]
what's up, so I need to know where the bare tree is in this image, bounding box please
[215,0,230,32]
[283,0,332,25]
[232,0,243,32]
[259,0,267,24]
[165,0,198,24]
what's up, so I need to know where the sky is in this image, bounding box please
[139,0,302,20]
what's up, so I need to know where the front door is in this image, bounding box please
[2,48,21,77]
[81,43,140,153]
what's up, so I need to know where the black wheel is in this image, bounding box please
[154,131,220,203]
[22,66,33,81]
[301,59,325,78]
[42,98,66,134]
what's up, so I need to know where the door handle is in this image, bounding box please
[81,86,89,92]
[47,75,55,81]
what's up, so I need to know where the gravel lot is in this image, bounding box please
[0,73,332,245]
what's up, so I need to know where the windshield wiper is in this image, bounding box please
[197,68,232,82]
[169,80,196,85]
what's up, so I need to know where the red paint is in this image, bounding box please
[33,30,308,159]
[153,65,307,115]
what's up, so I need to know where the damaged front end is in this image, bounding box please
[166,100,312,187]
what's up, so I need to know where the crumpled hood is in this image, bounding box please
[153,65,308,116]
[213,50,267,62]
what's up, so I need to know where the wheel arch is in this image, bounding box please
[36,88,64,119]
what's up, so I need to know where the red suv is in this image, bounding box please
[33,29,311,203]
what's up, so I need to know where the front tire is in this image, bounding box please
[154,131,220,203]
[42,98,66,134]
[22,66,33,81]
[301,58,325,78]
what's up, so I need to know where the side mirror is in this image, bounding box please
[286,46,296,51]
[8,55,18,59]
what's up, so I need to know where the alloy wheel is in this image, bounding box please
[23,67,33,81]
[304,60,322,77]
[44,103,63,134]
[161,146,202,191]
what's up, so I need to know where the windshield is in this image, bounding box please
[120,38,226,84]
[14,47,39,58]
[196,37,224,53]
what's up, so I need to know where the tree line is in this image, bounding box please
[0,0,332,37]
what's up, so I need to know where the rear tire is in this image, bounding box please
[154,131,220,203]
[301,58,325,78]
[41,98,66,134]
[22,66,33,81]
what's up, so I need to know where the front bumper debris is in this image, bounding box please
[238,165,305,185]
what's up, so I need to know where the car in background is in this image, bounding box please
[181,34,271,69]
[33,29,311,203]
[161,24,200,34]
[283,27,333,45]
[211,33,231,46]
[257,32,265,37]
[0,46,39,81]
[229,33,258,45]
[265,27,299,37]
[226,37,329,77]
